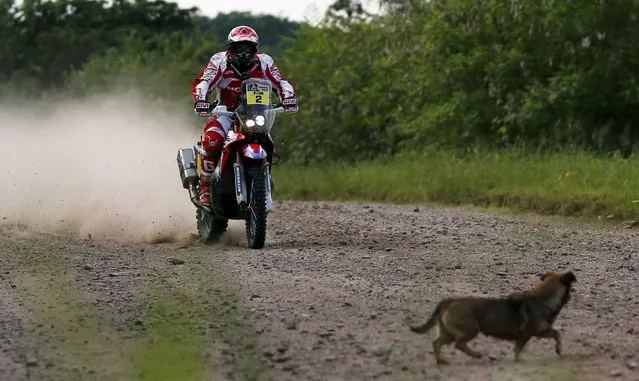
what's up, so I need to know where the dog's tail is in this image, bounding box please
[409,300,447,334]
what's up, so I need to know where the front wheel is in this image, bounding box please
[246,166,268,249]
[196,208,228,244]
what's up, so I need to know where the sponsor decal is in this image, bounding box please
[234,166,243,197]
[203,159,216,172]
[201,64,218,81]
[246,82,271,92]
[269,66,282,79]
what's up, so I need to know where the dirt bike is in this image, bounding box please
[176,78,286,249]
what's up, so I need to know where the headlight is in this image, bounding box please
[246,119,256,127]
[255,115,265,126]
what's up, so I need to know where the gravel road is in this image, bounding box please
[1,200,638,381]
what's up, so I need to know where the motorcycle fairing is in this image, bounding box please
[242,144,268,159]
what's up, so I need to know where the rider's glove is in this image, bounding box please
[281,96,298,114]
[194,100,215,115]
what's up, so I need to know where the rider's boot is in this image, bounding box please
[198,156,218,206]
[198,173,212,206]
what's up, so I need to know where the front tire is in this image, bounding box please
[246,166,268,249]
[196,208,228,244]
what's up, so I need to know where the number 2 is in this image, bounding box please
[255,95,262,103]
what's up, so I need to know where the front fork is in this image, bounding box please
[232,151,273,213]
[265,164,273,212]
[233,151,248,210]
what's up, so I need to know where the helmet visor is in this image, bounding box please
[230,41,257,60]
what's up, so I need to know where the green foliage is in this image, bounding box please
[0,0,198,95]
[196,11,300,56]
[277,18,413,162]
[277,0,639,162]
[65,30,220,104]
[0,0,299,101]
[420,0,639,155]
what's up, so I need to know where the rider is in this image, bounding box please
[191,25,298,206]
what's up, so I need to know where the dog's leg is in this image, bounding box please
[535,328,562,355]
[432,323,455,365]
[454,332,482,359]
[455,340,483,359]
[513,336,531,362]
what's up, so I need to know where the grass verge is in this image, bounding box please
[7,240,136,381]
[4,235,267,381]
[133,243,269,381]
[274,148,639,221]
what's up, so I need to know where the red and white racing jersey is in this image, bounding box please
[191,51,296,110]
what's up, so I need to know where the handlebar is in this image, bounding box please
[197,106,286,118]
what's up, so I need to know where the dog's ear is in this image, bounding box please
[560,271,577,285]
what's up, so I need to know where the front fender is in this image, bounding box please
[242,144,268,160]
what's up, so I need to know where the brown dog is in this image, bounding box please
[409,271,576,364]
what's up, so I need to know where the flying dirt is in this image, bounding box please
[0,92,200,244]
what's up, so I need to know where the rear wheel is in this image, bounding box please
[246,166,268,249]
[196,208,228,244]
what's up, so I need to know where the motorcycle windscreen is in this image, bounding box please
[236,88,277,133]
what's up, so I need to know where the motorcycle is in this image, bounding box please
[176,78,286,249]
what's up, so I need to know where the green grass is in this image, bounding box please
[274,148,639,220]
[8,242,137,381]
[132,245,269,381]
[133,296,209,381]
[5,238,267,381]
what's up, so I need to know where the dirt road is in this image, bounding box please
[1,200,638,381]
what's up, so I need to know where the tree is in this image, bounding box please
[195,12,300,57]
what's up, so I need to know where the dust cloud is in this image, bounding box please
[0,91,204,244]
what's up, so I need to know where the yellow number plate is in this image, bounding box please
[247,90,269,105]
